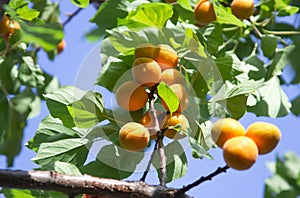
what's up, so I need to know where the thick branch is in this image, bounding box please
[0,169,191,198]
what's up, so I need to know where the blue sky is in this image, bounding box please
[1,1,300,197]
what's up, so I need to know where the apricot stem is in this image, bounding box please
[157,130,167,186]
[139,140,158,182]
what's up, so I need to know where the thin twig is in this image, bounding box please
[140,140,158,182]
[178,165,230,194]
[62,7,83,27]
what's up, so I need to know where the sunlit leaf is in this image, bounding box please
[70,0,89,8]
[157,82,179,113]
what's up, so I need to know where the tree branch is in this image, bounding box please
[63,7,83,27]
[0,169,192,198]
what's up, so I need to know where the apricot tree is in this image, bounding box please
[0,0,300,197]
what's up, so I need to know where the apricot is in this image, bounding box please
[132,57,161,87]
[163,113,189,139]
[246,122,281,155]
[160,68,185,86]
[0,15,10,35]
[119,122,150,152]
[231,0,254,20]
[211,118,246,148]
[223,136,258,170]
[134,43,156,59]
[57,39,66,54]
[2,20,21,41]
[153,44,178,70]
[161,83,189,112]
[194,0,216,27]
[115,81,148,111]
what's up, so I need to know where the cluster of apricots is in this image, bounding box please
[194,0,254,26]
[0,15,20,42]
[116,44,190,152]
[211,118,281,170]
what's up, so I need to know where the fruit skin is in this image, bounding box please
[57,39,66,54]
[194,0,216,27]
[119,122,150,152]
[161,83,189,112]
[115,81,148,111]
[160,68,185,86]
[223,136,258,170]
[153,44,178,70]
[231,0,254,20]
[132,57,162,87]
[134,44,156,59]
[246,122,281,155]
[163,113,189,139]
[0,15,10,35]
[211,118,246,148]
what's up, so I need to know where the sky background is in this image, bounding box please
[1,1,300,197]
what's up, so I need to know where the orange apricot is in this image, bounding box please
[194,0,216,27]
[153,44,178,70]
[231,0,254,20]
[134,43,156,59]
[161,83,189,112]
[0,15,10,35]
[160,68,185,86]
[246,122,281,155]
[2,20,21,42]
[211,118,246,148]
[223,136,258,170]
[163,113,189,139]
[132,57,161,87]
[57,39,66,54]
[119,122,150,152]
[115,81,148,111]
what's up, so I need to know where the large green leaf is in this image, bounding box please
[152,141,187,183]
[70,0,89,8]
[81,144,144,179]
[261,34,278,58]
[157,82,179,113]
[291,95,300,116]
[202,23,224,56]
[32,138,91,167]
[247,77,291,118]
[53,161,82,176]
[0,91,9,146]
[213,2,246,27]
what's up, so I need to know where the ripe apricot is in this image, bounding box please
[161,83,189,112]
[246,122,281,155]
[211,118,246,148]
[153,44,178,70]
[223,136,258,170]
[0,15,10,35]
[3,20,21,41]
[134,44,156,59]
[119,122,150,152]
[132,57,161,87]
[57,39,66,54]
[160,68,185,86]
[231,0,254,20]
[115,81,148,111]
[194,0,216,27]
[163,113,189,139]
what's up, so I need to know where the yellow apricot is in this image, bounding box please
[57,39,66,54]
[246,122,281,155]
[132,57,162,87]
[194,0,216,27]
[134,44,156,59]
[231,0,254,20]
[2,20,21,42]
[163,113,189,139]
[211,118,246,148]
[160,68,185,86]
[115,81,148,111]
[223,136,258,170]
[0,15,10,35]
[153,44,178,70]
[161,83,189,112]
[119,122,150,152]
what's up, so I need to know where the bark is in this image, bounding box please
[0,169,191,198]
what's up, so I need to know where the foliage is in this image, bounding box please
[0,0,300,197]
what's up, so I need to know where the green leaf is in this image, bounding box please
[83,123,120,143]
[245,55,266,80]
[213,2,246,27]
[276,0,299,16]
[81,144,143,179]
[44,86,86,128]
[16,6,40,20]
[70,0,89,8]
[32,138,91,167]
[226,94,247,120]
[37,72,60,98]
[152,141,187,183]
[68,91,106,128]
[21,23,63,51]
[157,82,179,113]
[202,23,224,55]
[121,3,173,28]
[177,0,193,11]
[0,188,58,198]
[26,115,81,152]
[247,77,291,118]
[291,95,300,116]
[90,0,128,38]
[264,175,298,198]
[54,161,82,176]
[261,34,278,58]
[0,91,9,146]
